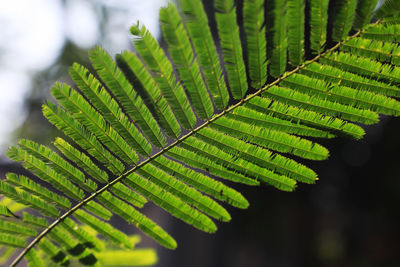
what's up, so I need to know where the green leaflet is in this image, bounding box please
[74,210,133,249]
[130,23,196,129]
[37,238,68,264]
[287,0,305,65]
[69,63,153,154]
[209,116,329,160]
[153,155,249,209]
[0,234,26,248]
[96,249,157,266]
[179,0,229,109]
[264,85,379,125]
[321,52,400,84]
[25,250,44,267]
[243,0,267,87]
[179,138,297,191]
[267,0,288,77]
[353,0,378,30]
[18,139,97,192]
[214,0,248,98]
[42,102,124,175]
[160,4,214,119]
[246,96,365,139]
[300,62,400,97]
[361,24,400,42]
[228,105,335,138]
[116,51,181,138]
[110,183,147,208]
[53,137,109,183]
[341,38,400,66]
[60,218,103,252]
[375,0,400,18]
[89,47,165,149]
[309,0,329,53]
[140,160,233,221]
[0,182,59,217]
[0,205,15,217]
[5,173,71,209]
[281,74,400,116]
[331,0,358,42]
[124,169,218,232]
[7,147,84,200]
[51,82,139,165]
[0,220,37,237]
[97,191,177,249]
[166,146,260,186]
[194,128,318,183]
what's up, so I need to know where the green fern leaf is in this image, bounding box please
[179,0,230,109]
[160,4,214,119]
[214,0,248,98]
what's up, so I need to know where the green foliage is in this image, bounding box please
[1,0,400,266]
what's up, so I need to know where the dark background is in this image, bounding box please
[1,0,400,266]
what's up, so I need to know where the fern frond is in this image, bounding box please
[246,97,366,139]
[353,0,378,30]
[7,147,84,200]
[309,0,329,53]
[228,105,335,138]
[331,0,358,42]
[88,47,166,148]
[51,82,139,164]
[214,0,248,98]
[264,85,379,124]
[160,4,214,119]
[280,74,400,115]
[153,155,249,209]
[267,0,288,77]
[209,116,329,160]
[361,23,400,42]
[243,0,267,87]
[130,23,196,129]
[287,0,305,65]
[166,146,260,186]
[341,38,400,66]
[116,51,181,138]
[300,62,400,97]
[69,63,154,153]
[179,0,229,109]
[42,102,124,174]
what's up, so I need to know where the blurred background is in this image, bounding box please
[0,0,400,266]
